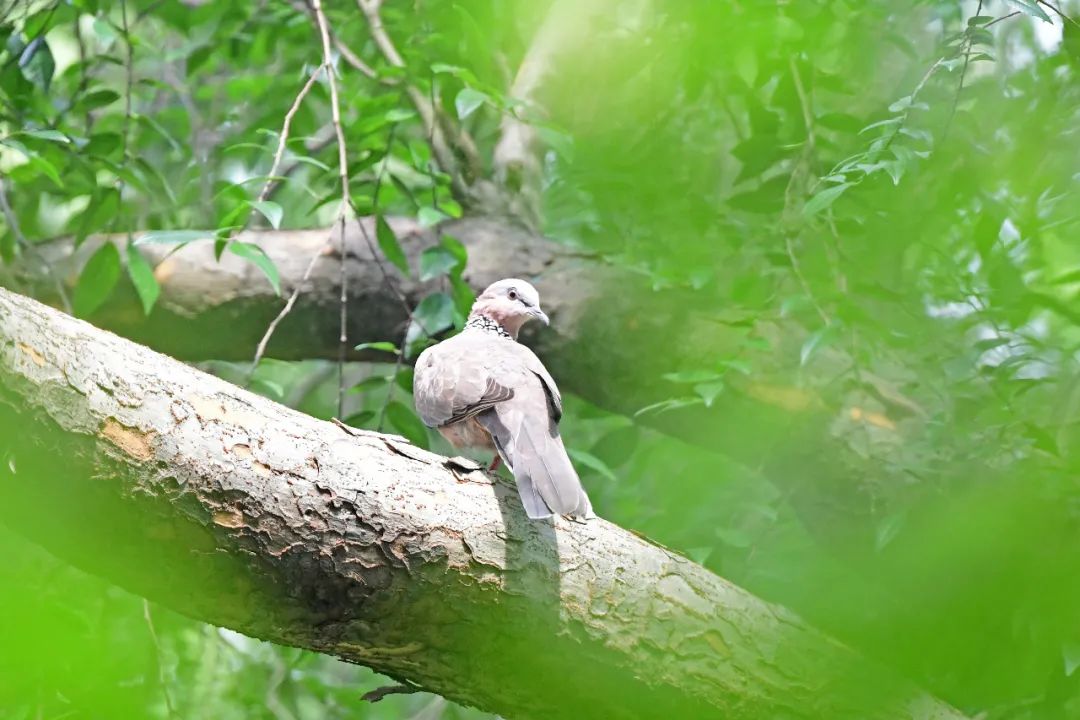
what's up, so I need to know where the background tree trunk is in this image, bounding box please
[0,287,961,720]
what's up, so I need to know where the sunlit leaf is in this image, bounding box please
[354,341,400,354]
[455,88,488,120]
[227,241,281,296]
[1005,0,1051,22]
[135,230,215,245]
[249,200,283,229]
[803,183,851,217]
[419,246,460,281]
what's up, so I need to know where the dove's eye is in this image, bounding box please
[508,290,518,300]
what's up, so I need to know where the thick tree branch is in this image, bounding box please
[0,287,962,720]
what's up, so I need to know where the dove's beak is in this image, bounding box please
[530,307,550,325]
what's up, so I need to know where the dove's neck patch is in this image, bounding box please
[464,314,513,340]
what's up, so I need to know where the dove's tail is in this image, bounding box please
[478,408,592,520]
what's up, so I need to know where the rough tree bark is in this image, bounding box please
[0,218,887,572]
[0,287,960,720]
[0,217,803,449]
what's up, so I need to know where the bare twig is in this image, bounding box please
[143,599,178,719]
[248,237,335,377]
[120,0,134,162]
[256,68,324,206]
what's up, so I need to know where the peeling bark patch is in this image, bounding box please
[231,443,253,459]
[100,418,154,461]
[17,342,46,367]
[213,509,244,528]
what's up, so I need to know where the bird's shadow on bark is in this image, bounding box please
[490,475,564,655]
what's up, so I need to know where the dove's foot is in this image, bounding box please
[487,455,502,472]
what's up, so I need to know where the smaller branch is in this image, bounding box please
[256,67,324,205]
[120,0,134,162]
[786,234,831,327]
[1037,0,1080,29]
[143,600,178,719]
[311,0,353,419]
[985,11,1021,28]
[337,215,348,419]
[248,238,334,377]
[942,0,985,141]
[361,683,421,703]
[334,36,378,79]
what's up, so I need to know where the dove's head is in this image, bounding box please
[470,278,549,338]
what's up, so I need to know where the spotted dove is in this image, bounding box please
[413,278,593,519]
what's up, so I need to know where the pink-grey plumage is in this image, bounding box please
[413,279,593,519]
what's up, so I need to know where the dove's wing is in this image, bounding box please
[414,335,515,428]
[477,343,591,519]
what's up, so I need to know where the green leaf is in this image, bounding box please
[440,234,468,270]
[662,371,724,384]
[20,129,69,143]
[694,381,726,408]
[135,230,215,245]
[567,448,618,482]
[27,154,62,188]
[250,379,284,400]
[92,17,118,47]
[418,206,449,228]
[455,88,488,120]
[385,108,416,123]
[803,183,851,217]
[348,376,390,393]
[73,242,122,317]
[800,325,838,367]
[449,274,475,318]
[1005,0,1051,22]
[412,292,455,336]
[354,341,400,355]
[419,246,460,281]
[18,37,54,91]
[78,89,120,111]
[227,241,281,296]
[634,397,704,417]
[590,425,640,469]
[875,511,907,552]
[967,15,995,25]
[385,402,429,449]
[375,215,409,274]
[1064,642,1080,677]
[126,241,160,315]
[249,200,283,229]
[343,410,375,428]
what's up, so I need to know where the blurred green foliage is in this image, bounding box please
[4,0,1080,718]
